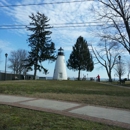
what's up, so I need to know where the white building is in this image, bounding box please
[53,47,67,80]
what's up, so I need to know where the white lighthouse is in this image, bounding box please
[53,47,67,80]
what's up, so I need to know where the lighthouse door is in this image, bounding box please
[59,72,62,79]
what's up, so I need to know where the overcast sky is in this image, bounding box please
[0,0,129,79]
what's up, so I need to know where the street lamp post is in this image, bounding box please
[5,53,8,80]
[118,55,121,82]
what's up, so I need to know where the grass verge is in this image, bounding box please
[0,80,130,109]
[0,105,128,130]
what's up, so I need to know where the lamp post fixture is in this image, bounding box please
[5,53,8,80]
[118,55,121,61]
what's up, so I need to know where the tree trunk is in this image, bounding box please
[119,73,121,82]
[108,73,112,82]
[34,64,37,80]
[106,67,112,82]
[78,68,80,80]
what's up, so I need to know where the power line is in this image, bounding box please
[0,25,98,29]
[0,22,106,29]
[0,0,93,8]
[51,21,104,25]
[0,24,113,30]
[0,20,121,27]
[1,23,123,29]
[0,22,102,27]
[0,27,25,29]
[0,25,26,27]
[54,24,100,28]
[0,21,122,29]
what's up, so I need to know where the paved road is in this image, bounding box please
[0,94,130,129]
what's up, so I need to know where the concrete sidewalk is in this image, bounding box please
[0,94,130,129]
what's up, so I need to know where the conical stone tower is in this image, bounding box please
[53,47,67,80]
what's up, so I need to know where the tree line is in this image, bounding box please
[0,0,129,81]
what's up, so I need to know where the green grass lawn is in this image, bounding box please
[0,80,130,109]
[0,80,130,129]
[0,105,128,130]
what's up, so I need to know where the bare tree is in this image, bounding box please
[93,0,130,54]
[8,49,28,76]
[114,57,126,81]
[91,40,122,82]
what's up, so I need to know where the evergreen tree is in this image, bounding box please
[67,36,94,80]
[26,12,56,79]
